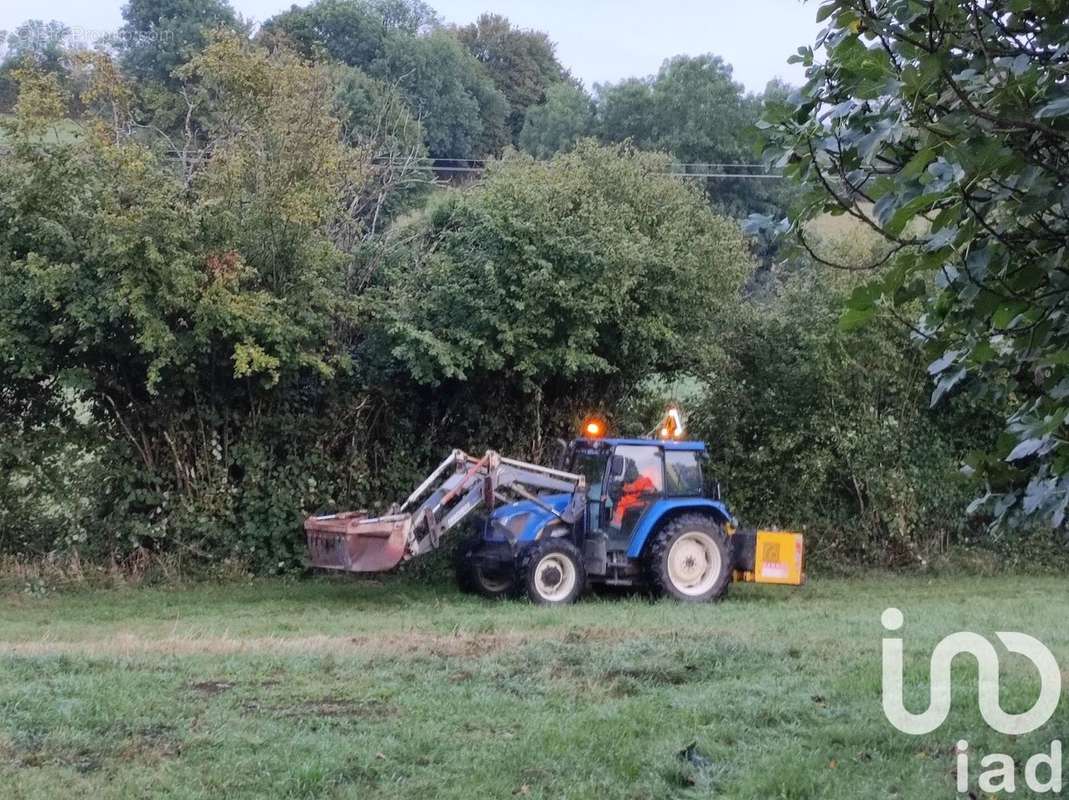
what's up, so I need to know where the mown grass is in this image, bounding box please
[1,574,1066,799]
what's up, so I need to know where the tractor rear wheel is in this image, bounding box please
[648,514,732,602]
[455,534,515,599]
[519,539,585,605]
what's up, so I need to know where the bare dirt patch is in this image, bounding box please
[188,679,236,695]
[117,726,182,763]
[9,744,103,773]
[0,627,637,659]
[243,697,397,719]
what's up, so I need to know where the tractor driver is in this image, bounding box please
[610,461,660,530]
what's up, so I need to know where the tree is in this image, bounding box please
[594,77,655,148]
[756,1,1069,528]
[373,29,508,159]
[372,0,438,34]
[3,20,71,73]
[332,65,432,236]
[596,56,751,160]
[0,39,380,566]
[261,0,437,67]
[455,13,565,141]
[118,0,242,85]
[518,82,593,158]
[374,141,750,392]
[262,4,507,159]
[261,0,391,69]
[361,141,751,462]
[595,55,786,216]
[693,251,997,564]
[0,20,73,111]
[650,55,752,164]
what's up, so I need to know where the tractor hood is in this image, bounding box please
[488,493,574,543]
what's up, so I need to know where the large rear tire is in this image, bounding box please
[519,539,586,605]
[648,514,732,603]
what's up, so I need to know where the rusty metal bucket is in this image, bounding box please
[304,512,412,573]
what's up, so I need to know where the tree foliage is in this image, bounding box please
[454,13,566,141]
[345,141,753,469]
[0,20,73,112]
[374,29,508,158]
[376,141,749,389]
[262,0,383,66]
[518,81,593,158]
[693,248,1000,565]
[263,3,507,159]
[599,55,752,163]
[3,20,71,73]
[118,0,243,86]
[595,55,791,216]
[757,0,1069,528]
[0,39,371,567]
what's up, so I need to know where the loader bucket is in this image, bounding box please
[304,512,411,573]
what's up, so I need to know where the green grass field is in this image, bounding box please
[1,574,1066,799]
[0,114,85,148]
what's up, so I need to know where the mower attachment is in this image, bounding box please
[731,529,805,585]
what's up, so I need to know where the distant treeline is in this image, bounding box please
[0,1,792,217]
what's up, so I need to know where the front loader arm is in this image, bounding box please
[407,451,586,557]
[305,450,585,572]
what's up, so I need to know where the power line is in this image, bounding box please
[0,145,785,179]
[387,163,784,179]
[374,156,776,167]
[372,157,779,170]
[369,157,785,179]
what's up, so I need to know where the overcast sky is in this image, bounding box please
[0,0,820,92]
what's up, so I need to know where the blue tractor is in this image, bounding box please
[305,417,804,604]
[458,436,737,603]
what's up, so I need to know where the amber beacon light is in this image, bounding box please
[582,418,605,438]
[658,407,684,440]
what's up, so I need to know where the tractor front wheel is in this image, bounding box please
[519,539,585,605]
[649,514,732,602]
[455,534,516,599]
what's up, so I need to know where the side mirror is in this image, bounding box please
[609,455,626,479]
[704,475,722,501]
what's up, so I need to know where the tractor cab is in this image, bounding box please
[567,437,718,549]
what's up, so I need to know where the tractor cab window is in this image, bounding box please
[570,448,607,501]
[606,445,664,539]
[665,450,703,496]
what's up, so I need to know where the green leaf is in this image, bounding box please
[815,2,838,23]
[839,305,875,331]
[901,147,935,179]
[928,349,960,376]
[845,281,882,311]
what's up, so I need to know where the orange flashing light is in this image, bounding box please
[659,407,685,440]
[582,418,606,438]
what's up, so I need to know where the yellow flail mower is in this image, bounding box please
[306,411,804,604]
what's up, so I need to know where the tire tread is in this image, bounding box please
[647,513,731,603]
[518,538,586,605]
